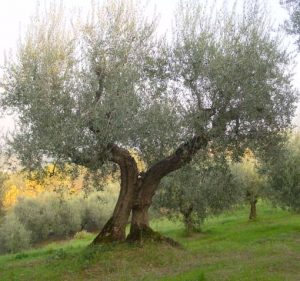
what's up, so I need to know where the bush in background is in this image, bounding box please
[83,188,118,231]
[0,213,32,253]
[0,189,117,254]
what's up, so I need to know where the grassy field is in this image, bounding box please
[0,202,300,281]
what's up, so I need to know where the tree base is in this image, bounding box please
[90,224,182,249]
[91,218,126,245]
[126,224,182,248]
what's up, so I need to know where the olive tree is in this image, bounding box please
[0,0,297,244]
[267,133,300,212]
[154,155,240,235]
[230,150,267,220]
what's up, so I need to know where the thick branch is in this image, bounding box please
[145,134,208,183]
[133,134,209,208]
[66,143,134,172]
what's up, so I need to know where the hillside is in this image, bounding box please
[0,202,299,281]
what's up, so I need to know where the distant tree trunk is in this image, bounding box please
[182,206,194,236]
[92,145,139,244]
[249,199,257,220]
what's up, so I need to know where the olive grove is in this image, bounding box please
[0,0,297,244]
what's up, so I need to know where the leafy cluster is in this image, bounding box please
[281,0,300,48]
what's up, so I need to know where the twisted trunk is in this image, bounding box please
[92,145,139,244]
[127,179,155,242]
[92,134,208,244]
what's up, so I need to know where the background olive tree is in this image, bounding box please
[0,0,297,244]
[267,133,300,212]
[154,154,240,235]
[230,150,268,220]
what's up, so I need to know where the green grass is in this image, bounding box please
[0,202,300,281]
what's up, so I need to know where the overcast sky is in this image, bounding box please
[0,0,299,134]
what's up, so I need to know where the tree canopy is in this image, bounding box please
[281,0,300,48]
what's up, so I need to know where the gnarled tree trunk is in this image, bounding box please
[93,134,208,245]
[92,145,139,244]
[127,179,157,242]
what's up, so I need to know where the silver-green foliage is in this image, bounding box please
[267,133,300,212]
[13,193,85,242]
[0,213,32,254]
[0,190,116,253]
[230,153,267,205]
[86,192,116,231]
[281,0,300,48]
[0,0,297,170]
[172,0,297,155]
[154,155,241,232]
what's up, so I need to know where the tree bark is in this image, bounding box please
[249,199,257,220]
[126,177,158,242]
[92,145,139,244]
[126,203,151,242]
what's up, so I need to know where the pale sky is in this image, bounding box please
[0,0,299,135]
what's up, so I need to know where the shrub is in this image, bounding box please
[52,196,84,237]
[83,191,115,231]
[0,212,31,254]
[13,193,63,242]
[0,187,118,254]
[13,193,86,242]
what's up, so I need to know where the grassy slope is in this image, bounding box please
[0,202,300,281]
